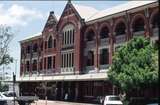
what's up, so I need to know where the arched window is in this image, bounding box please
[115,22,126,36]
[53,39,56,48]
[87,51,94,66]
[133,17,145,32]
[26,61,30,72]
[100,26,109,39]
[26,45,31,54]
[48,36,52,48]
[40,42,43,51]
[62,24,75,46]
[152,13,158,28]
[86,30,95,41]
[33,43,38,52]
[32,60,37,71]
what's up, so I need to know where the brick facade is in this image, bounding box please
[19,1,159,102]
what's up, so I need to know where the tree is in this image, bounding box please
[108,36,158,102]
[0,25,13,66]
[0,25,14,91]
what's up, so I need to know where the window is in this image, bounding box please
[100,49,109,65]
[26,45,31,54]
[47,56,52,69]
[62,24,75,46]
[33,43,38,52]
[133,17,145,32]
[152,13,158,28]
[86,30,95,41]
[48,36,52,48]
[32,60,37,71]
[100,26,109,39]
[44,58,47,69]
[115,22,126,36]
[39,59,42,70]
[45,41,47,49]
[53,39,56,48]
[40,42,43,51]
[26,61,30,72]
[87,51,94,66]
[53,56,55,68]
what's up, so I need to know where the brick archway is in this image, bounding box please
[113,18,127,37]
[58,20,77,33]
[149,9,159,27]
[130,13,147,32]
[84,26,96,41]
[98,22,111,37]
[113,18,127,35]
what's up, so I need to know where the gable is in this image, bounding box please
[43,11,58,32]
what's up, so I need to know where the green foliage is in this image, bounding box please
[108,36,158,92]
[0,82,9,92]
[0,25,14,66]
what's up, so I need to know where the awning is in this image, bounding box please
[16,72,108,82]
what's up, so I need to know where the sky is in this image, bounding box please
[0,0,128,79]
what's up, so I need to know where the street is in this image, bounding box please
[31,100,99,105]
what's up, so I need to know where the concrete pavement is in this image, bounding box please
[31,100,99,105]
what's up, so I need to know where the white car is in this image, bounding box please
[0,92,15,105]
[147,103,159,105]
[103,95,123,105]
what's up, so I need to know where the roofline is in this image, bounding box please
[19,34,42,44]
[86,1,158,25]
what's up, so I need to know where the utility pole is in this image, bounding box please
[13,72,16,105]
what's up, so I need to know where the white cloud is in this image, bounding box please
[0,4,45,26]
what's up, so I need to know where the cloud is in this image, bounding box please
[0,4,45,26]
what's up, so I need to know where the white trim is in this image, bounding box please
[17,72,108,82]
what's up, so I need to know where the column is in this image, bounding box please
[75,82,79,101]
[61,82,64,100]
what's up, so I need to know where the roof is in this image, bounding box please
[72,3,99,21]
[20,32,42,43]
[73,0,157,22]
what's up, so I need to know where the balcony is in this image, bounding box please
[99,64,109,73]
[61,67,74,74]
[100,38,109,46]
[133,31,144,36]
[84,66,95,73]
[115,35,126,44]
[32,52,38,58]
[86,40,95,49]
[151,28,158,42]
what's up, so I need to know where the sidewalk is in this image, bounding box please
[31,100,99,105]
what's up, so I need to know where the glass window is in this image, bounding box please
[100,27,109,39]
[48,36,52,48]
[133,17,145,32]
[47,56,52,69]
[86,30,95,41]
[115,22,126,36]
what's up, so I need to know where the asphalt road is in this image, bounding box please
[31,100,99,105]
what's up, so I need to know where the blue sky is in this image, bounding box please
[0,0,127,78]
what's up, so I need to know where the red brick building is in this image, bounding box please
[18,0,158,102]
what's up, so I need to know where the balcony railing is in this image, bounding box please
[84,66,95,73]
[151,28,158,42]
[133,31,144,36]
[100,38,109,46]
[61,67,74,74]
[86,41,95,49]
[115,35,126,44]
[153,28,158,37]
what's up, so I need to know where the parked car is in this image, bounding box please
[103,95,123,105]
[0,92,16,105]
[147,103,159,105]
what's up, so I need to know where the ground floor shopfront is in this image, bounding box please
[19,80,119,103]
